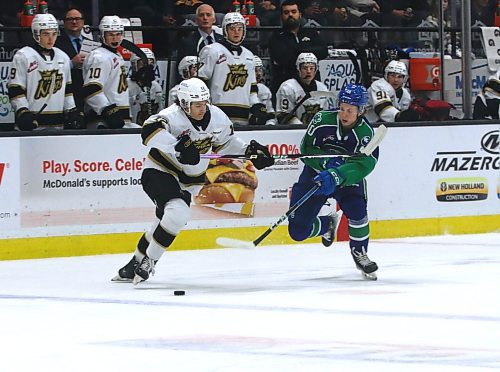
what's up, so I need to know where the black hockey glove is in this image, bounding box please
[245,140,274,170]
[102,104,125,129]
[175,134,200,165]
[15,108,38,131]
[395,108,421,122]
[135,65,155,88]
[249,103,274,125]
[64,108,86,130]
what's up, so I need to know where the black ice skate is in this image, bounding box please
[321,210,343,247]
[133,255,156,285]
[111,256,139,282]
[351,247,378,280]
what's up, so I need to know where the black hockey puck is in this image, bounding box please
[174,290,185,296]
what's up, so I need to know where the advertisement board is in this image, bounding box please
[0,137,21,230]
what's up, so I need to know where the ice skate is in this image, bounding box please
[351,247,378,280]
[133,255,156,285]
[321,210,343,247]
[111,256,139,282]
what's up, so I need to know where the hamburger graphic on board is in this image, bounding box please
[195,159,258,215]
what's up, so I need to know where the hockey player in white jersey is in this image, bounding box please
[112,78,274,284]
[128,47,164,125]
[276,52,330,125]
[167,55,198,106]
[197,12,259,125]
[250,55,277,125]
[366,60,418,123]
[8,13,83,130]
[82,15,130,129]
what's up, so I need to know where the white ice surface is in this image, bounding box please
[1,233,499,372]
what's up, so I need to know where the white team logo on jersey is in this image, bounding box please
[223,64,248,92]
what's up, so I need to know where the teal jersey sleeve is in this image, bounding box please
[299,110,378,186]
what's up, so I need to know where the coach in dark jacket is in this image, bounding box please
[268,0,328,94]
[176,4,224,65]
[55,8,92,111]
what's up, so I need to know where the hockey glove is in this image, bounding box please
[15,108,38,131]
[245,140,274,170]
[64,108,86,130]
[322,156,345,170]
[102,104,125,129]
[249,103,273,125]
[135,65,155,88]
[395,108,421,122]
[175,134,200,165]
[313,168,344,195]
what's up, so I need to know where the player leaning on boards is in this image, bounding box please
[113,78,274,284]
[365,60,419,123]
[276,52,330,125]
[82,15,130,129]
[288,83,379,280]
[8,13,84,131]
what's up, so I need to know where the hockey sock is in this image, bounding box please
[347,216,370,252]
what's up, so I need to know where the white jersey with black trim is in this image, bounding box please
[128,79,164,125]
[276,78,329,125]
[197,43,259,125]
[82,46,129,115]
[257,82,274,114]
[8,46,75,114]
[366,78,411,123]
[167,83,179,107]
[141,103,248,196]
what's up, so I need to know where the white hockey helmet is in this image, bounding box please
[99,15,124,39]
[222,12,246,46]
[177,78,211,116]
[296,52,318,72]
[31,13,59,44]
[178,56,199,79]
[130,48,156,72]
[254,55,263,69]
[384,60,408,81]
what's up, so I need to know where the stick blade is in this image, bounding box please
[216,237,255,249]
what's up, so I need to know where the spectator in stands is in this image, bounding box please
[365,60,419,123]
[82,15,131,129]
[379,0,430,47]
[276,52,330,125]
[425,0,462,57]
[8,13,84,130]
[301,0,365,47]
[268,0,328,94]
[255,0,281,26]
[176,4,224,63]
[251,55,277,125]
[128,48,165,125]
[55,8,91,112]
[345,0,380,22]
[471,0,495,26]
[197,12,259,125]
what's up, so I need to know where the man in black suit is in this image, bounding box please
[55,8,90,111]
[176,4,224,65]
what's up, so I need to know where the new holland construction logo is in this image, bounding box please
[436,177,488,202]
[432,130,498,202]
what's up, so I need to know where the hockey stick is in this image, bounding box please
[215,125,387,249]
[278,91,335,125]
[202,124,387,161]
[216,184,320,249]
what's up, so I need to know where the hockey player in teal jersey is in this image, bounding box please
[288,83,380,280]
